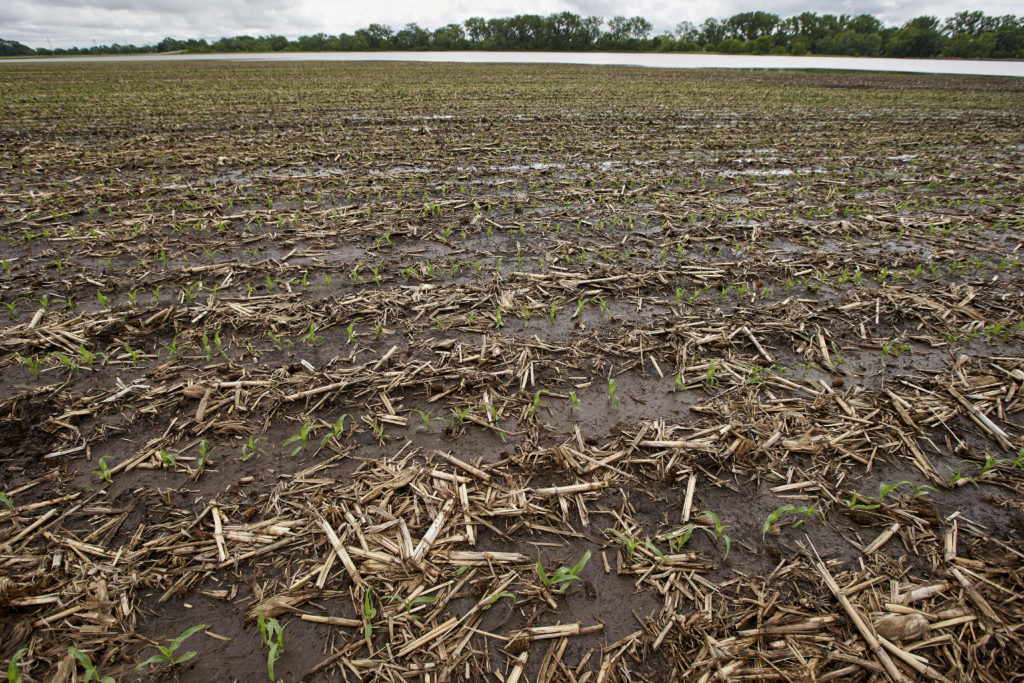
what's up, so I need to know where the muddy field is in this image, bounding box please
[0,62,1023,681]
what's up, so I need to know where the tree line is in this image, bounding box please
[3,10,1023,59]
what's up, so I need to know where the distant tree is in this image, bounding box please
[725,11,779,41]
[886,16,945,57]
[607,16,653,42]
[1,38,35,56]
[431,24,467,50]
[675,21,699,41]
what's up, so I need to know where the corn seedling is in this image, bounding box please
[388,593,439,618]
[524,390,542,419]
[283,423,316,455]
[705,359,721,387]
[267,330,291,351]
[257,613,285,682]
[362,588,377,646]
[658,525,694,553]
[158,448,177,468]
[303,323,323,346]
[194,439,213,474]
[346,321,358,344]
[536,550,591,592]
[7,648,28,683]
[241,435,267,460]
[568,391,580,411]
[93,457,112,483]
[762,503,820,539]
[607,378,619,407]
[68,647,114,683]
[698,511,731,559]
[410,409,442,433]
[0,491,12,510]
[135,623,207,671]
[162,336,187,361]
[320,414,351,448]
[481,590,516,611]
[13,353,41,378]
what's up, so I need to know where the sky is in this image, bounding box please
[2,0,1020,49]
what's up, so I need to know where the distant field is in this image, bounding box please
[1,61,1022,681]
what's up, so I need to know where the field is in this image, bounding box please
[1,61,1023,682]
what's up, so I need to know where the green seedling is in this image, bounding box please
[346,321,358,344]
[388,593,439,618]
[362,589,377,646]
[320,414,351,448]
[705,359,721,387]
[481,590,516,611]
[50,351,79,376]
[267,330,291,351]
[162,336,188,361]
[283,423,316,455]
[201,332,213,360]
[673,373,687,392]
[79,345,101,369]
[449,406,475,428]
[241,435,267,460]
[846,493,880,511]
[537,550,591,592]
[158,448,177,468]
[568,391,580,411]
[123,343,144,364]
[195,439,213,474]
[7,647,28,683]
[762,503,820,539]
[410,409,442,433]
[881,340,911,363]
[257,613,285,682]
[524,390,542,419]
[13,353,41,378]
[136,623,207,671]
[0,491,12,510]
[698,511,731,559]
[96,290,110,309]
[876,480,910,503]
[303,323,323,346]
[658,525,694,553]
[607,378,619,407]
[68,647,115,683]
[93,457,112,483]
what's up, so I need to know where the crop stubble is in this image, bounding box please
[0,61,1023,681]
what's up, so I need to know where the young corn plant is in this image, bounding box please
[7,648,28,683]
[607,378,619,407]
[697,511,731,559]
[136,623,207,672]
[362,588,377,648]
[320,414,351,448]
[68,647,115,683]
[158,448,177,469]
[257,613,285,682]
[536,550,591,593]
[283,423,316,456]
[193,439,213,476]
[93,457,112,483]
[241,435,267,460]
[762,503,820,539]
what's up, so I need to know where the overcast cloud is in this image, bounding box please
[3,0,1020,49]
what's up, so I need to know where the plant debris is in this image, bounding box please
[1,61,1022,681]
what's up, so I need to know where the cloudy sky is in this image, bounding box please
[3,0,1019,49]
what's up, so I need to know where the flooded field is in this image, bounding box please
[1,61,1023,681]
